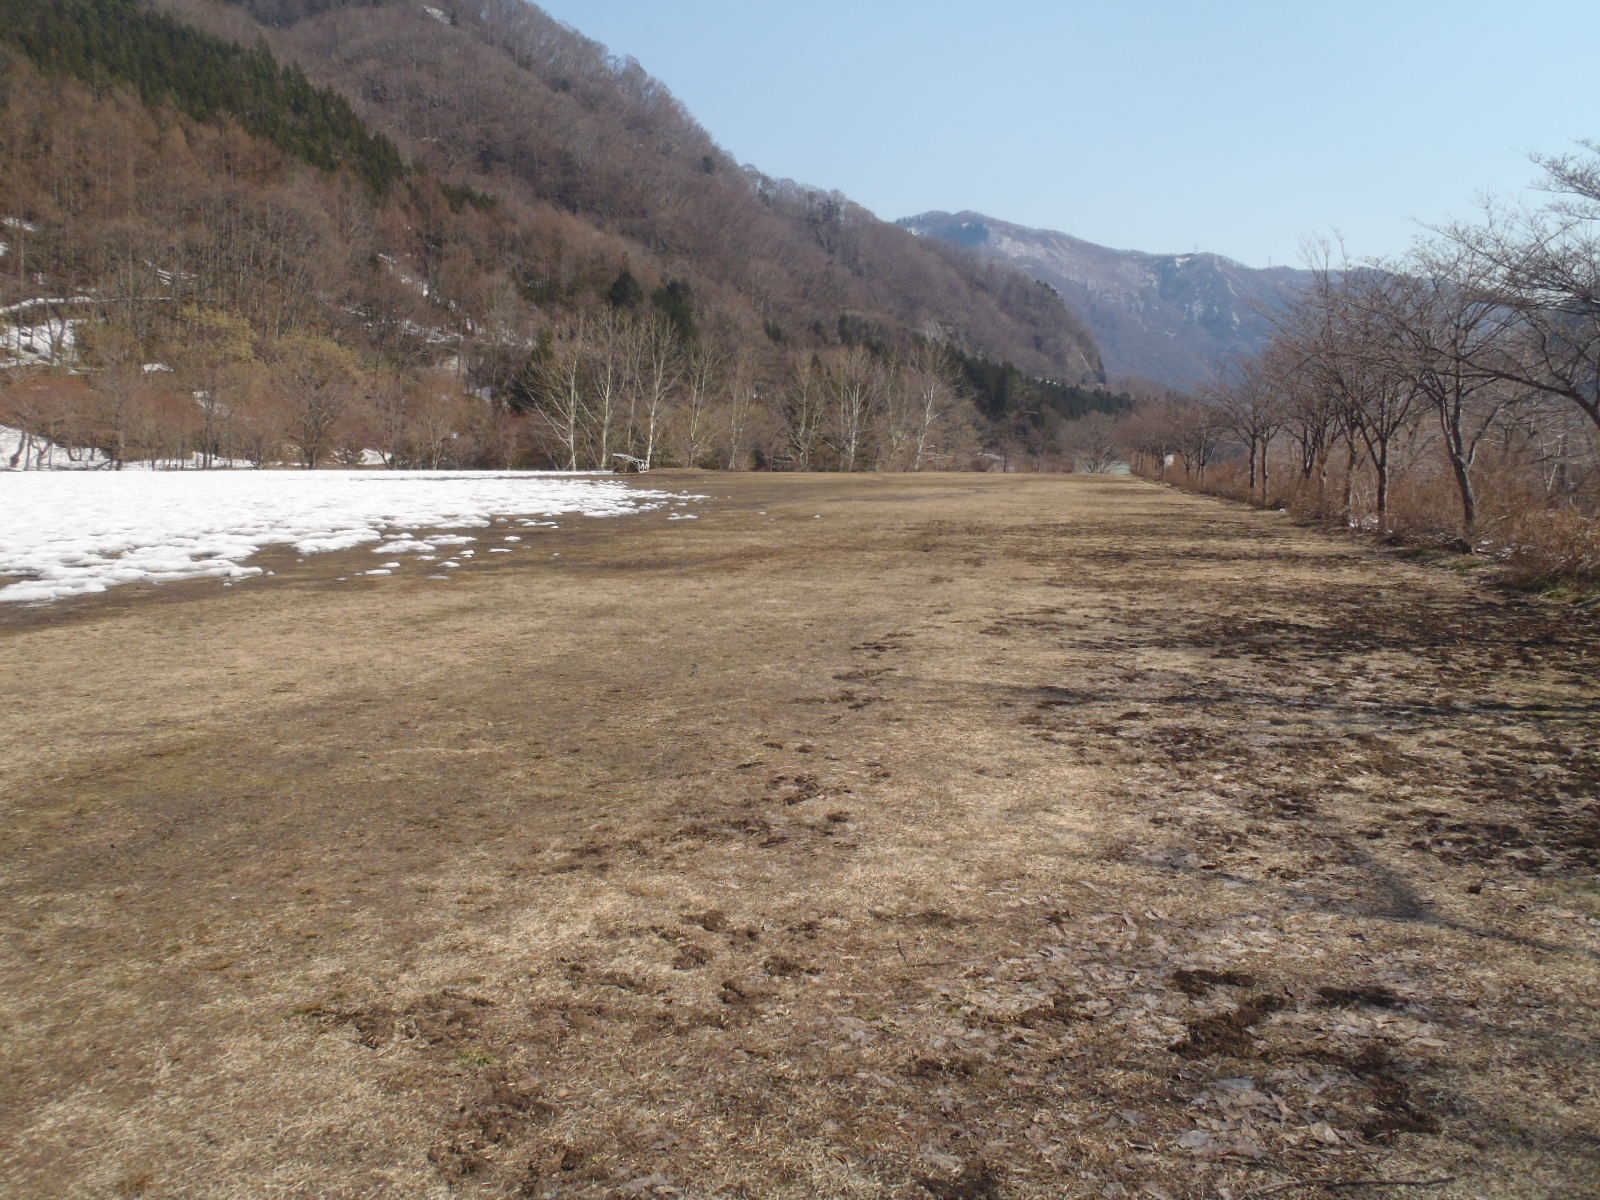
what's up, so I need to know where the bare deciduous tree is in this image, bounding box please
[526,313,589,471]
[823,346,879,472]
[271,333,360,468]
[1442,144,1600,438]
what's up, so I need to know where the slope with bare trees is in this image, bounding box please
[2,0,1117,471]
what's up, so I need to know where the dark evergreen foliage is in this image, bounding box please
[0,0,402,193]
[606,269,644,309]
[440,182,498,214]
[650,279,695,342]
[835,313,888,356]
[949,347,1130,423]
[219,0,381,29]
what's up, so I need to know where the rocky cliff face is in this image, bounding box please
[898,211,1312,389]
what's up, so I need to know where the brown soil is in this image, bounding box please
[2,472,1597,1200]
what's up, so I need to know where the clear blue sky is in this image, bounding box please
[532,0,1598,268]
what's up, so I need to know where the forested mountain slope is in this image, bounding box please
[1,0,1119,470]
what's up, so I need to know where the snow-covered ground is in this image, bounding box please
[1,423,111,470]
[2,423,268,471]
[0,470,703,604]
[0,316,79,367]
[1,297,86,367]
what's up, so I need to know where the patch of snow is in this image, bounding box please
[379,255,435,300]
[2,423,110,471]
[422,4,451,23]
[1,314,80,366]
[0,471,703,604]
[150,266,196,287]
[0,295,93,316]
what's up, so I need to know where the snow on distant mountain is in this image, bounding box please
[897,211,1313,389]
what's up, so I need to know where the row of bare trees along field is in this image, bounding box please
[1094,147,1600,585]
[3,312,978,473]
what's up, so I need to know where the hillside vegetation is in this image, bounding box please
[1,0,1121,470]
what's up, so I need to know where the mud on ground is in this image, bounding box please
[2,472,1597,1200]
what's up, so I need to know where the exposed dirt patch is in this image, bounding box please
[915,1160,1002,1199]
[1170,992,1289,1058]
[1300,1044,1442,1142]
[2,472,1597,1199]
[1317,984,1409,1010]
[1171,967,1258,996]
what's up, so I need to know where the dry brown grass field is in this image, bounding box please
[2,472,1597,1200]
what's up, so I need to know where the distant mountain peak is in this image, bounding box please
[898,211,1311,388]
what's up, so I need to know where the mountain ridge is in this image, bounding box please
[898,209,1314,389]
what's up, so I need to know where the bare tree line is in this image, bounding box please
[1106,145,1600,582]
[3,297,982,474]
